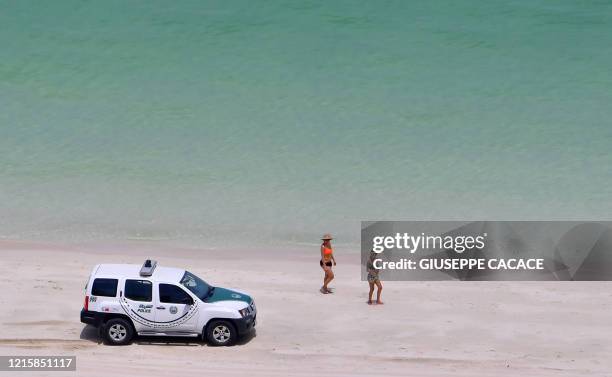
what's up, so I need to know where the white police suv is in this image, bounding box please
[80,260,256,346]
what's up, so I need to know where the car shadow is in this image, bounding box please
[79,325,256,347]
[79,325,103,344]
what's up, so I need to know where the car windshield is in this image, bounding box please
[180,271,213,301]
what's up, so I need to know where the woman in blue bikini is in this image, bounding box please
[367,251,383,305]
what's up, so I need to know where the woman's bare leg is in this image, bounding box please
[368,282,375,304]
[375,280,383,304]
[320,266,329,293]
[324,270,334,291]
[322,268,333,291]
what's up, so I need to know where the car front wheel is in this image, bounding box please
[206,320,237,346]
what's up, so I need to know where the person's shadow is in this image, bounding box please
[79,325,256,347]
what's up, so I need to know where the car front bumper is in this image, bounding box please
[234,313,256,336]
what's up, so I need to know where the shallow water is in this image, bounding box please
[1,1,611,246]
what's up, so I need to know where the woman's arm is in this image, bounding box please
[331,253,336,265]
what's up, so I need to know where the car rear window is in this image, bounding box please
[91,278,118,297]
[125,280,152,302]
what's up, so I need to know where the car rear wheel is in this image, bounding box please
[206,320,237,346]
[103,318,134,345]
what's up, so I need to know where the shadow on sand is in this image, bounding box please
[79,325,256,347]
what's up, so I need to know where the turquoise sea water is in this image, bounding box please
[1,1,611,246]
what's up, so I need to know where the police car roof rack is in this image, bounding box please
[140,259,157,277]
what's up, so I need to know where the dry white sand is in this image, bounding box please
[0,240,611,377]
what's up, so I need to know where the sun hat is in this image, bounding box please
[321,233,333,240]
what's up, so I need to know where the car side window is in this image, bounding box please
[91,278,118,297]
[125,280,152,302]
[159,284,193,304]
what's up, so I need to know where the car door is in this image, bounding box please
[154,283,198,333]
[121,279,155,332]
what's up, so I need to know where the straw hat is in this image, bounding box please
[321,233,333,240]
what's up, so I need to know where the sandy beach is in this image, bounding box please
[0,240,610,377]
[3,1,611,376]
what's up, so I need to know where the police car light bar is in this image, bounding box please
[140,259,157,277]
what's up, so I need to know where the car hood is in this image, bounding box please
[205,287,252,305]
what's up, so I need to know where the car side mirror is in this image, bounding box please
[183,297,194,305]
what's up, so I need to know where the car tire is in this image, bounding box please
[103,318,134,346]
[206,320,237,346]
